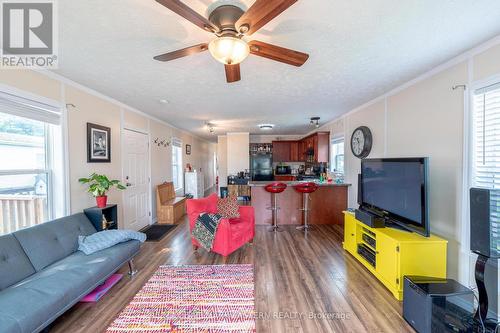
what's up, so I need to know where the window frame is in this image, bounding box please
[0,84,67,234]
[172,139,183,191]
[0,114,56,220]
[469,77,500,190]
[330,136,345,174]
[462,74,500,285]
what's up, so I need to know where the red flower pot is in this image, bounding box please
[96,195,108,208]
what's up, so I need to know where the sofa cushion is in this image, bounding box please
[0,234,36,291]
[0,314,22,333]
[0,281,68,333]
[0,240,141,333]
[14,240,138,303]
[13,213,97,271]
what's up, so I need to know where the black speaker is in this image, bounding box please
[470,188,499,258]
[403,276,474,333]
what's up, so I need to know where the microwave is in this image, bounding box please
[275,165,291,175]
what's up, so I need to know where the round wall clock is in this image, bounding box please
[350,126,373,159]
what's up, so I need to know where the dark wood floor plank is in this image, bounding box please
[50,218,414,333]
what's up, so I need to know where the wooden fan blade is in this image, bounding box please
[156,0,218,33]
[235,0,298,36]
[154,43,208,62]
[225,64,241,83]
[248,40,309,67]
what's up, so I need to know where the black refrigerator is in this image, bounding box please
[250,152,273,181]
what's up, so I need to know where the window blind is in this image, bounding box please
[0,91,61,125]
[472,83,500,189]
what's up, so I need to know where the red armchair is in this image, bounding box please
[186,193,255,257]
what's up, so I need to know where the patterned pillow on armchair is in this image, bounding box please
[217,196,240,219]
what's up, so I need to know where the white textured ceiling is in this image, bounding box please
[55,0,500,141]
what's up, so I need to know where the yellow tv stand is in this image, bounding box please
[343,212,447,300]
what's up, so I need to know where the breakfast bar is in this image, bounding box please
[249,181,350,226]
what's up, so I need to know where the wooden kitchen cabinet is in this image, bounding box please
[290,141,300,162]
[272,141,291,162]
[272,132,329,163]
[316,132,330,163]
[297,132,330,163]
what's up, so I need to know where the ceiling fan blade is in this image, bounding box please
[155,0,218,33]
[248,40,309,67]
[235,0,298,35]
[154,43,208,62]
[225,64,241,83]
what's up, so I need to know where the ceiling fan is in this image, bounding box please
[153,0,309,83]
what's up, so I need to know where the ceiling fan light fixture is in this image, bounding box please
[208,36,250,65]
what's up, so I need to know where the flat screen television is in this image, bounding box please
[360,157,429,237]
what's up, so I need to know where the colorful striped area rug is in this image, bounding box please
[107,265,256,332]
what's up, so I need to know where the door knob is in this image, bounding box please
[126,182,133,187]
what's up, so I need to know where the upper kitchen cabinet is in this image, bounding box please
[315,132,330,163]
[290,141,300,162]
[300,132,330,163]
[272,132,329,163]
[272,141,291,162]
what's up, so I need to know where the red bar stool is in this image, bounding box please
[293,182,319,231]
[265,182,288,232]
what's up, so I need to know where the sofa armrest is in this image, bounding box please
[238,206,255,226]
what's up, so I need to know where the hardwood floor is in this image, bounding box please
[50,217,414,333]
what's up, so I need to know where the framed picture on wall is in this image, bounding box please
[186,144,191,155]
[87,123,111,163]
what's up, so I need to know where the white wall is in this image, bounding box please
[316,36,500,285]
[226,132,250,175]
[217,135,228,188]
[0,69,216,226]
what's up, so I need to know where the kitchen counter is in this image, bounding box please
[250,181,349,225]
[249,181,351,187]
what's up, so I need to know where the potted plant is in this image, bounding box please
[78,173,126,208]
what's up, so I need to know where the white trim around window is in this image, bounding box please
[0,85,68,235]
[172,137,183,192]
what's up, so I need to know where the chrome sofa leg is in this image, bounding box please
[128,259,138,276]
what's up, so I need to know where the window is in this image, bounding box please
[0,92,63,236]
[172,138,183,190]
[330,137,345,174]
[471,81,500,254]
[471,82,500,189]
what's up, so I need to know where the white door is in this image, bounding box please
[123,129,150,231]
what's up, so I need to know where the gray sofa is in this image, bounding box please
[0,213,141,333]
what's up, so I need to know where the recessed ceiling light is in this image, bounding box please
[159,99,169,104]
[258,124,274,130]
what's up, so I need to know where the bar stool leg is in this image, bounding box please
[296,193,313,231]
[269,193,283,232]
